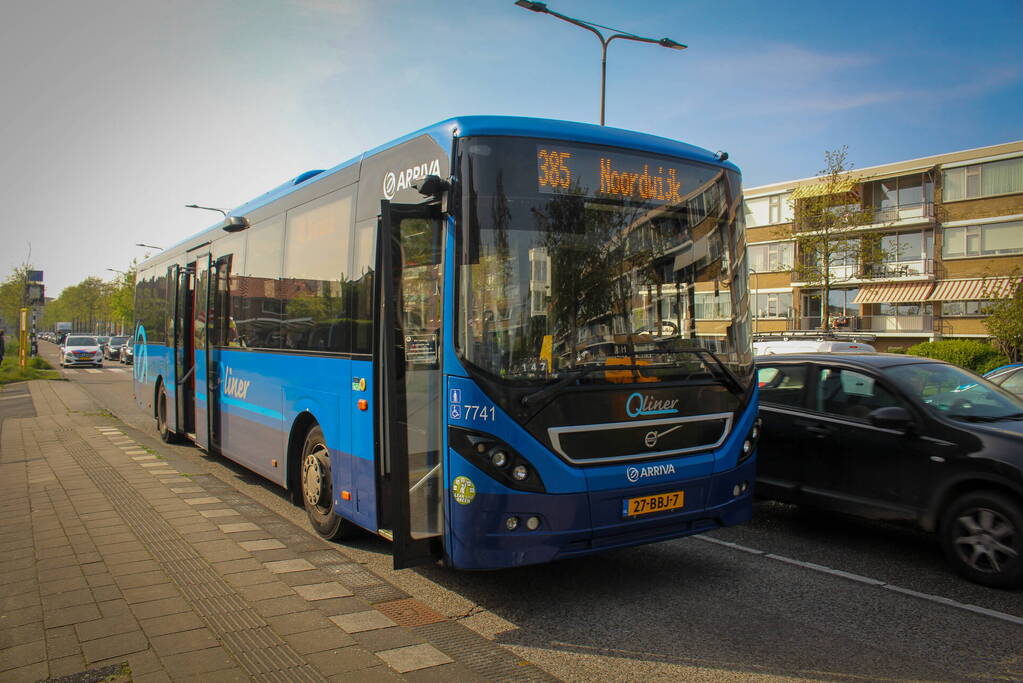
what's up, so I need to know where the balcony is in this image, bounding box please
[867,201,934,225]
[794,314,933,334]
[859,258,934,279]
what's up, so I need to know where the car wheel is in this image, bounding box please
[301,425,354,540]
[156,384,182,444]
[939,490,1023,588]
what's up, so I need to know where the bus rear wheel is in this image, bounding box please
[301,425,354,540]
[156,384,181,444]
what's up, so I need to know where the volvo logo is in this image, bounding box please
[644,431,658,448]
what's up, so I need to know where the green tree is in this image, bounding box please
[0,263,37,326]
[107,261,138,333]
[984,277,1023,362]
[39,276,113,332]
[786,147,887,332]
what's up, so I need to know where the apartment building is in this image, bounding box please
[742,140,1023,351]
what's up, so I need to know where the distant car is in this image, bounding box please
[753,338,875,355]
[104,336,129,360]
[120,341,134,365]
[984,364,1023,399]
[756,352,1023,588]
[60,336,103,368]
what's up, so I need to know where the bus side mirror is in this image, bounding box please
[415,175,450,197]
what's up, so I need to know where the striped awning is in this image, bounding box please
[928,277,1023,301]
[852,281,935,304]
[789,178,859,200]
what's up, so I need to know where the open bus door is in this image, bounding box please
[378,201,445,569]
[171,263,195,436]
[192,252,213,450]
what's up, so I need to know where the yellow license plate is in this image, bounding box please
[623,490,685,517]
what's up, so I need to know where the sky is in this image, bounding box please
[1,0,1021,297]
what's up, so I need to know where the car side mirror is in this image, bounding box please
[869,406,914,432]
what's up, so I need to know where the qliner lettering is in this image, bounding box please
[600,158,682,203]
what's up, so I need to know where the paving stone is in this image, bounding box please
[98,599,132,618]
[238,539,286,551]
[150,627,220,656]
[80,629,149,662]
[338,664,404,682]
[0,622,44,650]
[91,584,122,603]
[0,639,46,671]
[41,589,93,612]
[159,646,239,677]
[376,643,454,673]
[304,645,382,676]
[264,558,316,574]
[115,571,170,590]
[239,581,296,602]
[211,558,263,575]
[122,583,180,604]
[330,610,398,634]
[1,605,44,628]
[199,509,241,519]
[140,611,206,638]
[170,487,204,493]
[130,597,192,620]
[402,661,487,683]
[75,615,139,642]
[0,661,47,682]
[252,595,313,618]
[48,653,87,678]
[217,522,260,533]
[183,497,221,505]
[223,570,276,588]
[265,611,336,636]
[282,626,356,655]
[86,572,116,588]
[351,626,425,653]
[44,603,101,628]
[294,582,355,601]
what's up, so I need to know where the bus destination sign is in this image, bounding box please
[537,145,687,205]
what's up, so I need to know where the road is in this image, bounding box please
[36,342,1023,682]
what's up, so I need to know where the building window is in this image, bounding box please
[753,292,793,319]
[867,174,933,220]
[768,195,782,224]
[748,242,794,273]
[940,300,994,317]
[694,292,732,319]
[942,157,1023,201]
[943,220,1023,258]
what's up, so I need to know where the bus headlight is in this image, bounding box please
[505,516,519,531]
[490,450,509,468]
[525,516,541,531]
[450,428,546,493]
[738,417,761,465]
[512,465,529,481]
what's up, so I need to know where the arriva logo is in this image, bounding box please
[626,392,679,418]
[626,464,677,483]
[222,366,251,400]
[383,159,441,200]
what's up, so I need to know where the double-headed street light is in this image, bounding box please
[514,1,686,126]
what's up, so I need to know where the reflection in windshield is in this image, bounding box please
[888,363,1023,420]
[458,136,751,387]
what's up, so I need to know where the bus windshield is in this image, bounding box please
[458,136,752,387]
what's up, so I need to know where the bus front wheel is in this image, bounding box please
[301,425,354,540]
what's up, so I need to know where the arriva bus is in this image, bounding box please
[132,116,759,569]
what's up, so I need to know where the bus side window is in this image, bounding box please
[237,216,284,349]
[351,218,376,355]
[283,189,355,353]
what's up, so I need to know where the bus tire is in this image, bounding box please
[301,425,354,540]
[156,383,182,444]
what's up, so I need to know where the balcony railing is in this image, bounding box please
[794,315,933,334]
[867,201,934,224]
[859,258,934,279]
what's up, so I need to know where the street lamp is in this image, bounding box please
[135,243,163,251]
[514,1,686,126]
[106,268,125,276]
[185,204,229,216]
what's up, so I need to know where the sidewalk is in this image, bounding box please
[0,379,556,682]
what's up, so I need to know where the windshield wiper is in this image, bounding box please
[521,364,605,408]
[950,412,1023,422]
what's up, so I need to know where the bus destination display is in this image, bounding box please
[537,145,687,205]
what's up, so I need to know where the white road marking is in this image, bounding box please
[694,534,1023,626]
[106,368,125,373]
[85,369,102,374]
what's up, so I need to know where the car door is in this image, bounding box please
[755,362,811,500]
[797,364,926,520]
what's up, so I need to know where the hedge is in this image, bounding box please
[905,339,1009,375]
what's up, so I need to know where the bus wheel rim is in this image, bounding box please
[303,446,329,509]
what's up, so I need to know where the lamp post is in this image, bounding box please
[514,1,686,126]
[106,268,125,276]
[135,243,163,251]
[185,204,229,216]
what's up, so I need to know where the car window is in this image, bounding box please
[757,365,807,407]
[1000,370,1023,396]
[815,368,902,421]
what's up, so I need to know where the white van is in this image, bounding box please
[753,338,875,355]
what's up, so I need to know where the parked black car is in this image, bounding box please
[104,335,129,360]
[756,353,1023,588]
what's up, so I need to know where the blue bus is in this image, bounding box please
[132,116,759,569]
